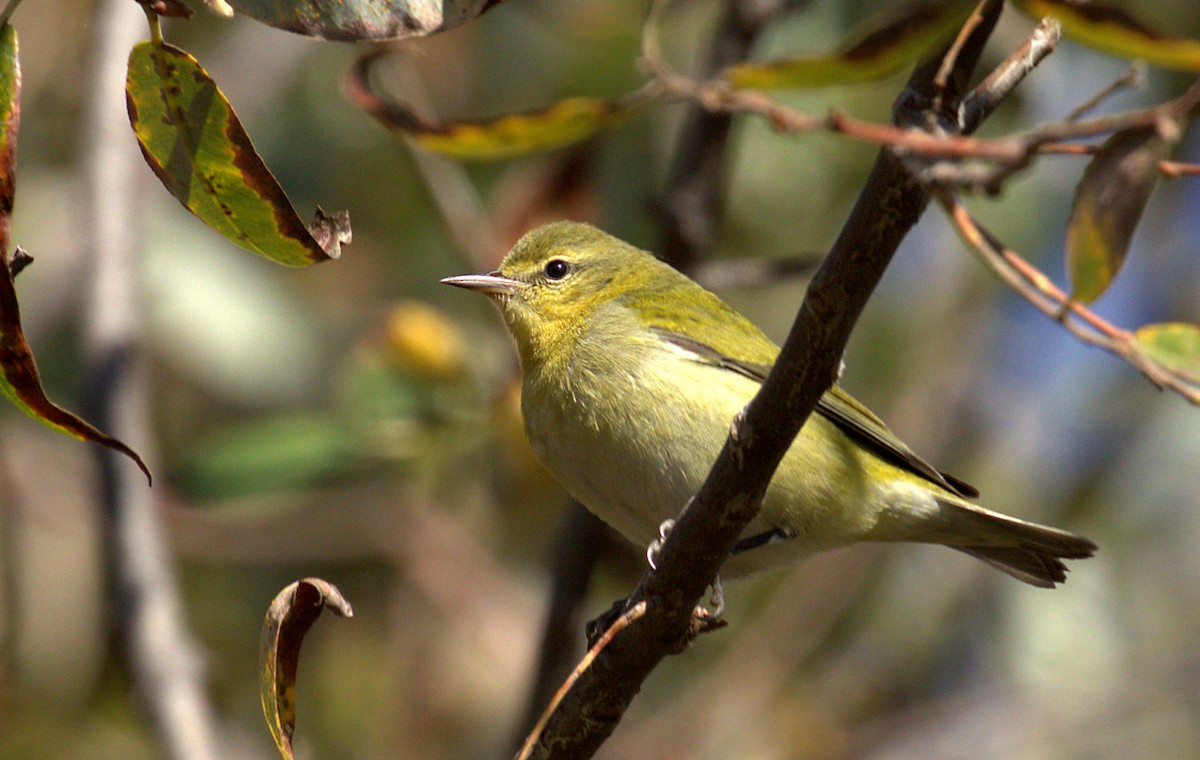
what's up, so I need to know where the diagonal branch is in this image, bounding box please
[521,2,1006,757]
[516,0,799,747]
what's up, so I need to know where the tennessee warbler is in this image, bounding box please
[443,222,1095,587]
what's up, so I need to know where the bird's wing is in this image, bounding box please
[643,293,977,499]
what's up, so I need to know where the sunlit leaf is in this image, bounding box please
[260,578,353,760]
[0,28,151,485]
[723,2,973,89]
[1015,0,1200,71]
[1066,122,1178,303]
[415,98,631,160]
[126,42,350,266]
[218,0,504,41]
[347,50,635,160]
[1136,323,1200,386]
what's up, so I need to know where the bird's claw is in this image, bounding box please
[646,518,675,570]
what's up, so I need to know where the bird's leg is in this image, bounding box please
[731,526,797,555]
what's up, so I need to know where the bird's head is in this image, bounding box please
[442,221,664,364]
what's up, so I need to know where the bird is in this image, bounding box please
[443,221,1096,587]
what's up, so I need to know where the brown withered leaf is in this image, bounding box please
[260,578,353,760]
[1066,120,1180,303]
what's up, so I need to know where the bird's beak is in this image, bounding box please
[440,270,525,297]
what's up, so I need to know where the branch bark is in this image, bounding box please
[523,2,1005,757]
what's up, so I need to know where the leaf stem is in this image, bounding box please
[0,0,23,29]
[142,4,164,46]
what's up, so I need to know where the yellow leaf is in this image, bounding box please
[1016,0,1200,71]
[724,3,974,90]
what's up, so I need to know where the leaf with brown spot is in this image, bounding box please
[347,50,637,160]
[723,2,974,90]
[0,28,151,485]
[215,0,505,41]
[260,578,353,760]
[1136,323,1200,387]
[1015,0,1200,71]
[1066,121,1179,303]
[126,41,349,266]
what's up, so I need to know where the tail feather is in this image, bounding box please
[864,495,1097,588]
[936,497,1097,588]
[954,546,1070,588]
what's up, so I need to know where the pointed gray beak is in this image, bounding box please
[440,270,525,297]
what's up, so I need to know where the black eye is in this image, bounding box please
[543,258,571,280]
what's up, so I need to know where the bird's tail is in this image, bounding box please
[938,498,1097,588]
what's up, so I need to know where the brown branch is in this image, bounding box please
[516,1,799,746]
[937,192,1200,404]
[524,3,1005,756]
[958,17,1061,133]
[646,16,1200,194]
[1039,142,1200,179]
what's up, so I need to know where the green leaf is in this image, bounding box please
[220,0,504,41]
[723,2,973,90]
[260,579,353,760]
[1135,323,1200,385]
[126,42,350,266]
[0,27,150,484]
[1015,0,1200,71]
[1066,122,1177,303]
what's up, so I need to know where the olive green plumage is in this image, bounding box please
[443,221,1095,587]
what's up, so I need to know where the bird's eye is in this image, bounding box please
[543,258,571,281]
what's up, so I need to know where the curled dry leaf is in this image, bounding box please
[346,49,636,160]
[0,27,150,484]
[1066,120,1179,303]
[260,578,354,760]
[126,41,350,266]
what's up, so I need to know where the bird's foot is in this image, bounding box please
[646,518,675,570]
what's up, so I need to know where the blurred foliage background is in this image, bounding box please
[2,0,1200,758]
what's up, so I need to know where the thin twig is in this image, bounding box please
[516,601,647,760]
[936,191,1199,404]
[1066,61,1145,122]
[1039,144,1200,178]
[646,30,1200,189]
[928,0,999,128]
